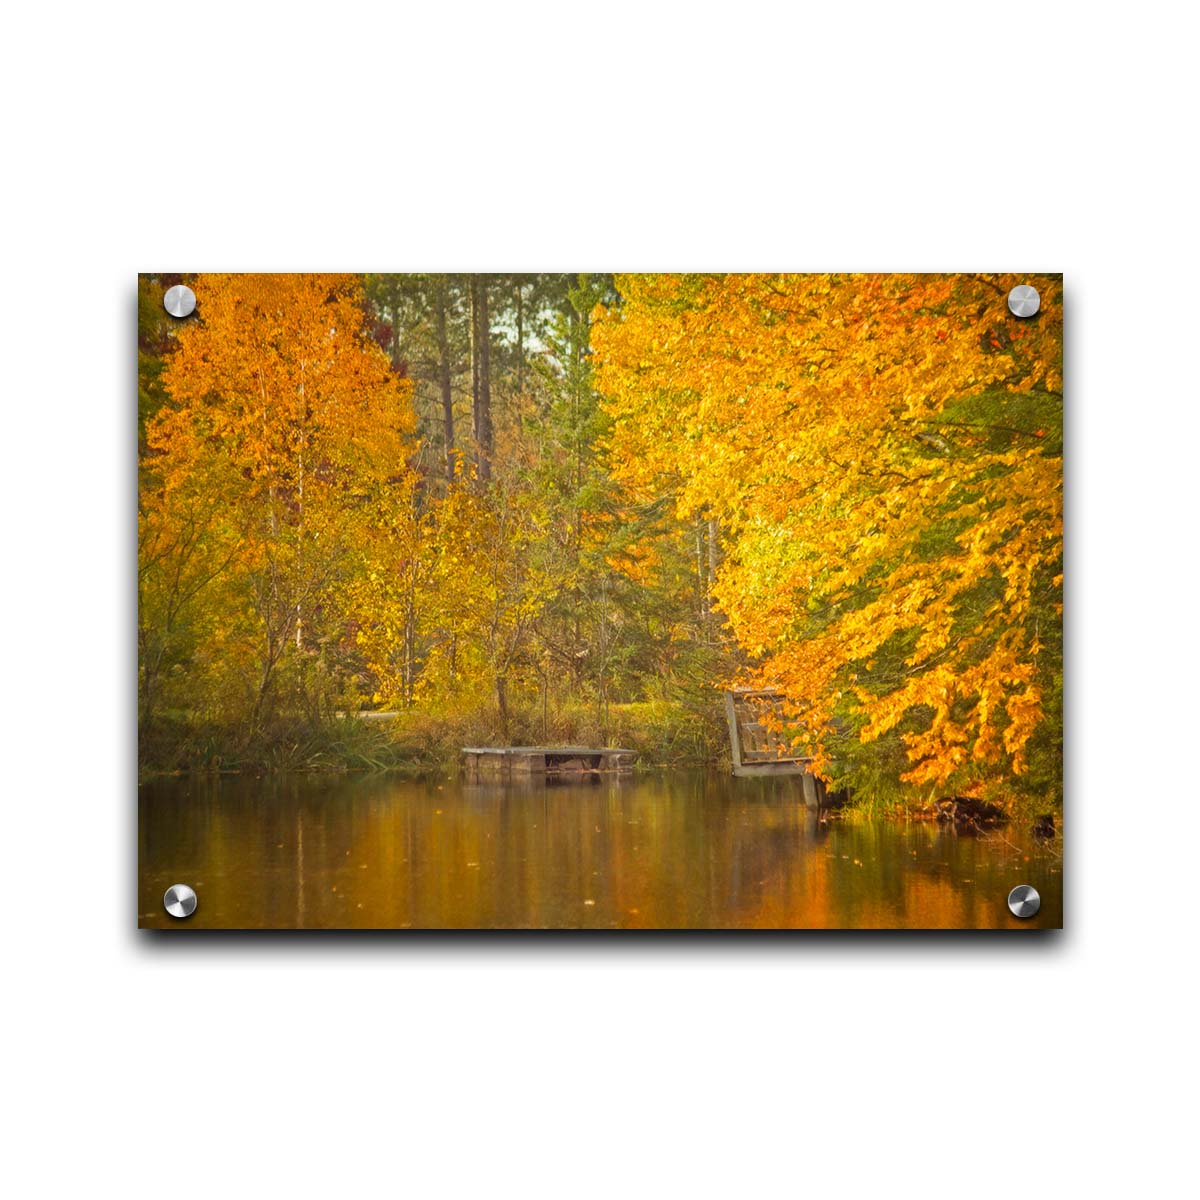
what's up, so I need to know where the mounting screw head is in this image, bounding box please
[1007,284,1040,318]
[164,883,198,919]
[163,284,196,319]
[1007,883,1040,919]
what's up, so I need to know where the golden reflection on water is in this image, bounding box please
[139,772,1062,930]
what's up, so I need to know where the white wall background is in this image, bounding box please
[2,3,1197,1196]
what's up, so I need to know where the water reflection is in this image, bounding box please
[139,772,1062,929]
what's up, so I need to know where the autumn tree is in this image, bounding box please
[593,273,1063,804]
[139,273,417,741]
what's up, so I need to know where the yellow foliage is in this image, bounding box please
[140,274,418,726]
[593,273,1062,789]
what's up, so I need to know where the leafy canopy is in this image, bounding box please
[593,273,1062,798]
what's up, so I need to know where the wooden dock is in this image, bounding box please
[724,688,826,805]
[461,746,636,781]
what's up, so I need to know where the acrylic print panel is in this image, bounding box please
[137,273,1063,930]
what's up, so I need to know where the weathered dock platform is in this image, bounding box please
[461,746,636,781]
[725,688,827,806]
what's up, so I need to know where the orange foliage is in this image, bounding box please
[593,273,1062,791]
[140,274,417,724]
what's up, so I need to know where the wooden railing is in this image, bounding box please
[724,689,824,804]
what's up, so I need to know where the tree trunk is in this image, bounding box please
[516,280,524,394]
[495,674,508,732]
[707,516,719,639]
[435,277,454,481]
[471,275,492,486]
[403,606,415,707]
[470,278,479,477]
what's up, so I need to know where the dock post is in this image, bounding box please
[801,770,818,807]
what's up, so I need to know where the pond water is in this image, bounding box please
[139,771,1062,930]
